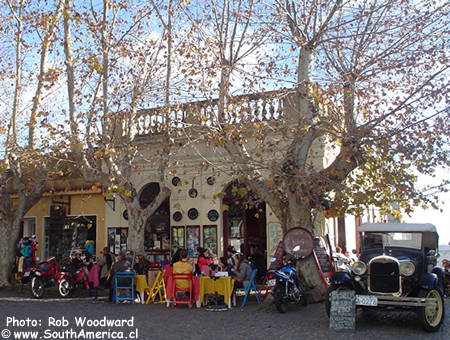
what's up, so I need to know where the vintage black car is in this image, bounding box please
[326,223,445,332]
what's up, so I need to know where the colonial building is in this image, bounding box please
[24,89,371,265]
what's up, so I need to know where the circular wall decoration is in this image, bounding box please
[188,208,199,220]
[171,176,181,186]
[122,210,128,220]
[172,211,182,222]
[207,209,219,222]
[207,176,215,185]
[188,188,198,198]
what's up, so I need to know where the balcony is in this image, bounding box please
[135,89,294,136]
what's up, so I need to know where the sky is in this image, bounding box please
[403,169,450,245]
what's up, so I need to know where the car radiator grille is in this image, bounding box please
[369,261,400,293]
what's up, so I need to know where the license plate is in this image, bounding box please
[24,272,30,277]
[267,279,276,287]
[355,295,377,306]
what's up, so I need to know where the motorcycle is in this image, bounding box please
[57,258,91,297]
[266,256,308,313]
[30,257,60,298]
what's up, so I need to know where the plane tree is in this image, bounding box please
[0,0,65,286]
[181,0,449,300]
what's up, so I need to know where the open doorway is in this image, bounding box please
[222,182,267,280]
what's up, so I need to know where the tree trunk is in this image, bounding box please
[0,219,21,287]
[288,197,327,302]
[125,203,146,253]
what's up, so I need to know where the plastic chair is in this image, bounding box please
[172,273,193,307]
[235,268,261,307]
[113,272,135,304]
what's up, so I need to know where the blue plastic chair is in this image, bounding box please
[113,272,135,304]
[235,268,261,307]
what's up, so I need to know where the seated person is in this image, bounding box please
[197,248,214,275]
[173,249,194,291]
[171,248,182,266]
[231,255,252,288]
[133,254,149,275]
[211,257,232,277]
[109,250,132,302]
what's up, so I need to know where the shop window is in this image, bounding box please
[186,226,200,257]
[171,225,217,258]
[171,226,185,254]
[108,227,128,255]
[203,225,218,256]
[44,215,96,259]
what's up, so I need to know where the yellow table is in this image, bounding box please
[135,275,149,304]
[198,276,234,308]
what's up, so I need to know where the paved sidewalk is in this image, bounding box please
[0,286,448,340]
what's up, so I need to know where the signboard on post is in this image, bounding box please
[329,290,356,331]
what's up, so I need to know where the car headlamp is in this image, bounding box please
[352,261,367,275]
[400,261,415,276]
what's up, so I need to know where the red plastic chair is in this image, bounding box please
[172,273,193,307]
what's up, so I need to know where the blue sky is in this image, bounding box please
[403,169,450,245]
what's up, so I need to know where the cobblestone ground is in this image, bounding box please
[0,287,448,340]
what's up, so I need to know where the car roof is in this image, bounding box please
[358,223,437,233]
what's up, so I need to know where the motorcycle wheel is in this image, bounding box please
[58,278,72,298]
[31,277,45,299]
[273,283,288,313]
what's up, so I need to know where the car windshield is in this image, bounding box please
[362,232,422,250]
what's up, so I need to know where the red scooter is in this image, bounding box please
[57,258,91,297]
[30,257,60,298]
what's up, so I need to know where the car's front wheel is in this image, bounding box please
[418,288,445,332]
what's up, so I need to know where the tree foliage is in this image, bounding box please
[175,0,449,300]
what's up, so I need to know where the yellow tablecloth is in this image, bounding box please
[198,277,234,304]
[135,275,149,294]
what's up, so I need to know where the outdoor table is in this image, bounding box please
[198,276,234,308]
[134,274,149,304]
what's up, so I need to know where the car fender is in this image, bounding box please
[330,271,355,288]
[431,267,445,293]
[420,272,438,290]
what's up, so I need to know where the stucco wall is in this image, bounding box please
[24,192,105,259]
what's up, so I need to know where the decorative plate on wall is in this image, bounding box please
[172,176,181,186]
[188,208,199,220]
[173,211,182,222]
[122,210,128,220]
[207,209,219,222]
[188,188,198,198]
[207,176,215,185]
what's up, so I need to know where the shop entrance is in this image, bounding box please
[43,215,96,260]
[139,182,170,264]
[222,182,266,279]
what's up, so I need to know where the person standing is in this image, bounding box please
[97,247,114,288]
